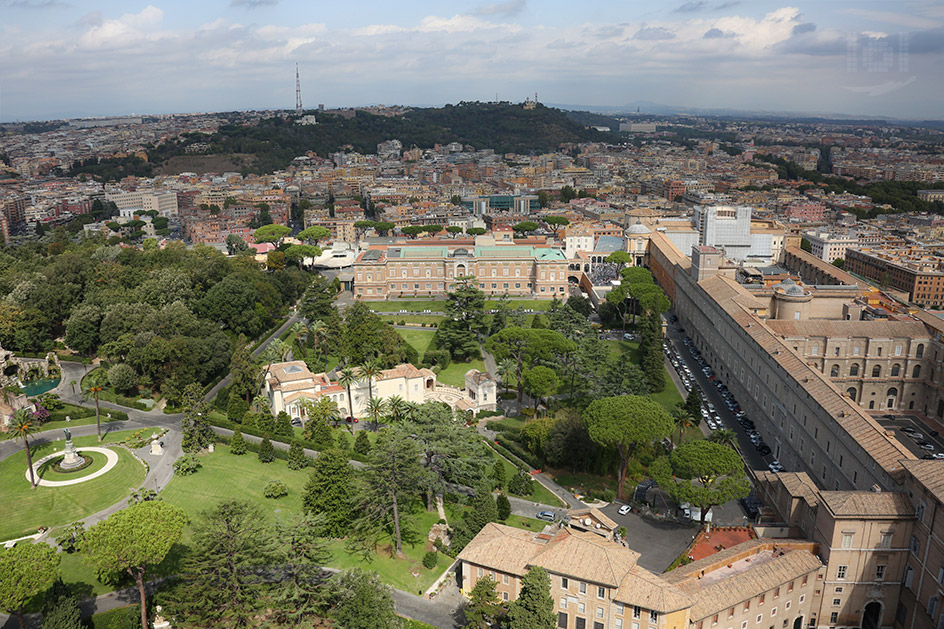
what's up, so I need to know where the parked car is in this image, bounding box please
[757,445,772,456]
[345,416,359,423]
[919,442,935,451]
[768,461,784,472]
[618,504,632,516]
[536,511,556,522]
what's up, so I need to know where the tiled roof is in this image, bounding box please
[614,566,693,613]
[456,523,541,577]
[901,459,944,504]
[766,319,929,340]
[531,529,640,588]
[819,490,913,518]
[268,361,314,384]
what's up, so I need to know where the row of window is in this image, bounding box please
[834,563,887,580]
[810,343,921,358]
[827,363,920,379]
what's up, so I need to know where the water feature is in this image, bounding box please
[20,377,61,397]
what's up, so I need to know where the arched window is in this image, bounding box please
[846,387,857,401]
[891,364,901,377]
[917,344,925,358]
[830,365,840,377]
[849,364,859,377]
[914,365,922,379]
[872,365,882,378]
[887,387,898,398]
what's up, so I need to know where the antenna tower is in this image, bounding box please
[295,63,303,115]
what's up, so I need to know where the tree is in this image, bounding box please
[0,542,60,629]
[512,221,539,235]
[64,303,101,355]
[225,234,249,255]
[358,357,384,407]
[506,566,556,629]
[544,215,569,238]
[297,225,331,245]
[522,365,559,415]
[258,436,275,462]
[559,185,577,203]
[709,429,739,450]
[684,386,703,419]
[650,440,750,525]
[672,407,696,445]
[496,493,512,521]
[365,397,386,432]
[267,250,286,271]
[82,501,187,629]
[466,227,486,236]
[583,395,674,499]
[82,370,107,442]
[172,500,276,627]
[107,363,138,393]
[606,250,632,270]
[446,225,463,236]
[10,409,40,489]
[445,275,488,334]
[537,190,550,208]
[354,429,427,556]
[491,458,507,489]
[325,568,402,629]
[486,327,574,405]
[180,383,212,453]
[303,449,357,537]
[288,440,310,469]
[465,575,503,629]
[229,428,247,455]
[353,430,371,455]
[800,237,812,253]
[337,367,359,430]
[252,224,291,243]
[832,258,845,269]
[298,275,338,322]
[270,513,330,624]
[41,580,82,629]
[56,521,86,553]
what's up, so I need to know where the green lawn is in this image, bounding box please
[0,431,147,541]
[367,298,553,313]
[437,358,487,388]
[488,447,565,508]
[379,315,444,326]
[0,412,126,443]
[603,340,683,411]
[80,368,153,410]
[397,329,437,357]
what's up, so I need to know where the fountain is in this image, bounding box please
[59,429,85,471]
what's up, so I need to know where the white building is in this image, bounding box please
[262,361,497,420]
[802,230,860,262]
[105,190,178,217]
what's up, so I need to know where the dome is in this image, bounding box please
[785,285,806,296]
[626,221,651,235]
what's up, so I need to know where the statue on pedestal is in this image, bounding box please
[60,428,84,470]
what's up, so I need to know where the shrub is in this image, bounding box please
[353,430,371,456]
[496,493,511,521]
[264,480,288,499]
[173,454,201,476]
[227,396,249,423]
[601,489,616,503]
[107,363,138,393]
[258,436,275,463]
[335,431,351,451]
[422,551,439,570]
[287,440,310,470]
[508,471,534,497]
[230,429,247,455]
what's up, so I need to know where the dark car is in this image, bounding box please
[757,445,772,456]
[536,511,556,522]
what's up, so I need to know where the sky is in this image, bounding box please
[1,0,942,122]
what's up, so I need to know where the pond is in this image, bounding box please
[20,377,61,397]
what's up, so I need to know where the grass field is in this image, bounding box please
[488,447,565,507]
[437,358,487,388]
[367,299,553,313]
[0,431,146,541]
[380,315,444,326]
[604,340,683,411]
[397,328,437,357]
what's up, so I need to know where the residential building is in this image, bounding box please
[803,232,860,263]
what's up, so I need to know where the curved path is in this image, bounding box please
[27,446,119,487]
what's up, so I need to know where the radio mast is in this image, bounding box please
[295,63,303,115]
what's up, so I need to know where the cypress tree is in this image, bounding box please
[230,428,247,455]
[496,493,511,521]
[353,430,371,456]
[287,440,309,470]
[303,450,356,537]
[258,436,275,463]
[507,566,556,629]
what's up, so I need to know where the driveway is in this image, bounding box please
[595,503,698,572]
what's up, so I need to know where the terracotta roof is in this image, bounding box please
[456,523,541,577]
[268,361,314,384]
[568,507,618,531]
[614,566,693,613]
[283,391,319,404]
[784,246,862,286]
[772,472,821,508]
[766,319,929,340]
[819,491,913,518]
[901,459,944,504]
[531,529,640,588]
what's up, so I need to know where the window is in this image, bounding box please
[558,612,569,628]
[562,577,569,590]
[597,607,604,618]
[598,586,606,599]
[771,608,777,617]
[576,618,587,629]
[811,345,818,355]
[829,613,838,624]
[876,565,886,581]
[729,608,735,619]
[503,592,509,602]
[785,602,791,611]
[836,566,847,580]
[878,531,893,548]
[579,602,586,614]
[914,365,922,378]
[503,574,509,585]
[833,599,842,607]
[799,595,805,604]
[930,596,939,618]
[650,611,659,623]
[917,344,925,358]
[830,365,840,377]
[835,587,844,593]
[617,604,624,616]
[760,594,765,605]
[634,607,642,619]
[713,615,719,626]
[477,567,483,578]
[905,565,915,589]
[595,623,604,629]
[896,345,903,356]
[841,533,853,548]
[917,502,927,522]
[756,614,763,624]
[617,621,624,629]
[892,364,901,377]
[872,365,882,378]
[741,623,748,629]
[854,346,860,356]
[910,535,921,554]
[562,598,568,609]
[579,582,587,595]
[878,347,883,356]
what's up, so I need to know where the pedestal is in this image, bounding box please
[59,439,84,470]
[150,440,164,456]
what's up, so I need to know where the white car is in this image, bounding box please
[618,504,632,516]
[768,461,785,473]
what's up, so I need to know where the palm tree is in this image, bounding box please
[11,408,40,489]
[308,320,326,368]
[83,371,106,442]
[366,397,387,432]
[276,339,294,362]
[497,358,516,395]
[402,401,420,421]
[251,394,271,415]
[709,429,739,451]
[358,357,384,404]
[386,395,406,423]
[337,367,359,433]
[671,407,695,445]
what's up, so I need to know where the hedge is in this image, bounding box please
[208,415,368,464]
[490,438,538,472]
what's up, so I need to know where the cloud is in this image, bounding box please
[792,22,816,35]
[714,1,740,9]
[703,27,734,39]
[231,0,278,7]
[77,5,165,50]
[4,0,70,7]
[674,2,707,12]
[475,0,525,17]
[841,8,942,29]
[633,26,676,40]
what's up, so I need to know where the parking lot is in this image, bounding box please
[875,414,944,459]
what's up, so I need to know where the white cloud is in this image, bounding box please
[77,5,165,50]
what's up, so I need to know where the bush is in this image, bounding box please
[230,429,247,455]
[495,434,541,468]
[422,551,439,570]
[264,480,288,499]
[258,436,275,463]
[353,430,371,456]
[508,471,534,497]
[335,431,351,451]
[422,349,451,369]
[107,363,138,394]
[601,489,616,503]
[173,454,201,476]
[496,493,511,521]
[287,440,310,470]
[227,396,249,423]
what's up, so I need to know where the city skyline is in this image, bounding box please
[1,0,942,122]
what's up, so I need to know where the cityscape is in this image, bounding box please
[1,1,944,629]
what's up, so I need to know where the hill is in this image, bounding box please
[147,102,620,175]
